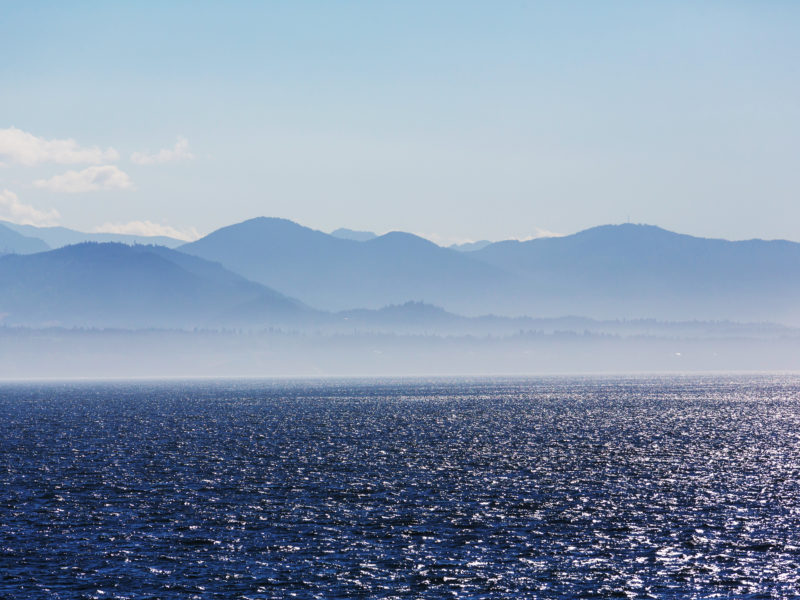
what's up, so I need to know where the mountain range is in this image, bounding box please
[2,216,800,328]
[180,218,800,324]
[180,218,509,315]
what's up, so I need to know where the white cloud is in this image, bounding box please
[33,165,133,194]
[519,228,565,241]
[93,220,200,241]
[0,127,119,166]
[131,137,194,165]
[414,227,565,247]
[0,189,60,226]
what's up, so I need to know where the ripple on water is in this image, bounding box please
[1,376,800,598]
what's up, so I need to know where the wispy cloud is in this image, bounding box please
[0,189,60,226]
[415,227,564,247]
[519,228,565,241]
[33,165,133,194]
[131,137,194,165]
[0,127,118,166]
[93,220,199,241]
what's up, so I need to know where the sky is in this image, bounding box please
[1,1,798,244]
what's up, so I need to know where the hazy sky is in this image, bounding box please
[1,1,798,243]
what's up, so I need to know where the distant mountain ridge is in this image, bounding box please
[0,220,184,249]
[330,227,377,241]
[449,240,492,252]
[0,223,50,255]
[180,217,509,313]
[4,217,800,328]
[180,218,800,324]
[0,242,311,328]
[470,223,800,322]
[335,300,797,339]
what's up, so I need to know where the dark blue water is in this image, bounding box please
[1,376,799,599]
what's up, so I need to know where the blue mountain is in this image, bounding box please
[0,242,311,328]
[181,218,800,324]
[7,218,799,328]
[449,240,492,252]
[471,223,800,323]
[0,220,184,248]
[179,217,509,312]
[330,227,377,241]
[0,223,50,255]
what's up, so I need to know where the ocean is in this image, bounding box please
[1,376,799,598]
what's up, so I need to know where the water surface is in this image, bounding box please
[1,376,799,598]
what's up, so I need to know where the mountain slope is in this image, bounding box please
[0,243,310,328]
[179,217,510,312]
[472,223,800,323]
[0,223,50,255]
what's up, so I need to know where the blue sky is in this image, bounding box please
[1,1,798,242]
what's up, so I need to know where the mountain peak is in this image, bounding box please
[331,227,377,242]
[368,231,440,249]
[233,216,309,231]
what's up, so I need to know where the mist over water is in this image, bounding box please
[2,376,799,598]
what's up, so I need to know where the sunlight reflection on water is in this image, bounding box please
[1,376,799,598]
